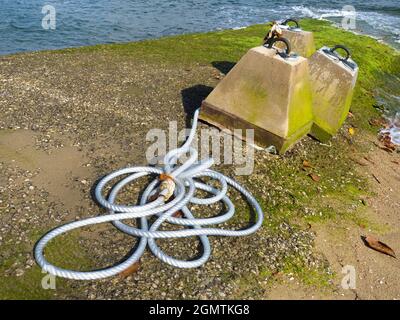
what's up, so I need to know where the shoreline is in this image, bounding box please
[1,17,399,58]
[326,19,400,52]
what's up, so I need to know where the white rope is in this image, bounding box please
[34,108,264,280]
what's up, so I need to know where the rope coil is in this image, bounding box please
[34,108,264,280]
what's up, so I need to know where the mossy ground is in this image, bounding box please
[1,19,399,298]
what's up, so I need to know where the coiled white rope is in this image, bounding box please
[34,108,264,280]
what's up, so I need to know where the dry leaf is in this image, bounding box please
[119,261,141,278]
[380,146,394,153]
[308,173,320,182]
[348,127,355,135]
[369,117,387,127]
[362,236,396,258]
[380,134,396,151]
[384,142,396,151]
[303,160,312,168]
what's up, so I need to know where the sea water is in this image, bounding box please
[1,0,399,56]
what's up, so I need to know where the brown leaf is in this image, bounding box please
[303,160,312,168]
[362,236,396,258]
[378,133,397,151]
[384,142,396,151]
[119,261,141,278]
[380,146,394,153]
[369,117,387,127]
[308,173,320,182]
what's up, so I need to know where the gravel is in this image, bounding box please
[0,51,330,299]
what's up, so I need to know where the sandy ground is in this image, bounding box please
[267,139,400,300]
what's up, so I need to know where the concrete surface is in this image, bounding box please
[308,47,358,142]
[200,46,313,153]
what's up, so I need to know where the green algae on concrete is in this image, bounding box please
[200,45,313,153]
[308,46,359,141]
[281,28,316,58]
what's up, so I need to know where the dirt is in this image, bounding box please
[266,137,400,300]
[0,130,90,212]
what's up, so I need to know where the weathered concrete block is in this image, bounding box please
[280,26,316,58]
[308,46,358,141]
[200,46,313,153]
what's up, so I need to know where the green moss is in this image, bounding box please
[0,229,93,299]
[281,257,333,288]
[287,74,313,141]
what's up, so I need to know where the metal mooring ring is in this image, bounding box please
[267,37,292,56]
[330,45,351,61]
[282,18,300,29]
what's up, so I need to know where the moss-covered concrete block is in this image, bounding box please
[308,47,359,142]
[280,27,316,58]
[200,46,313,153]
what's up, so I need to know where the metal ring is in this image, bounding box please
[330,45,351,61]
[282,18,300,29]
[267,37,291,55]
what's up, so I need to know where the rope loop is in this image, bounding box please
[34,108,264,280]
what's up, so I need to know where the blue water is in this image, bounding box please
[0,0,399,56]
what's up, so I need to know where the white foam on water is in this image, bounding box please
[356,11,400,37]
[388,127,400,145]
[232,26,247,30]
[288,5,400,42]
[290,5,348,19]
[381,112,400,145]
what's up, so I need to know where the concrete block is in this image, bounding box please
[308,46,358,141]
[280,26,316,58]
[271,20,316,58]
[200,45,313,153]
